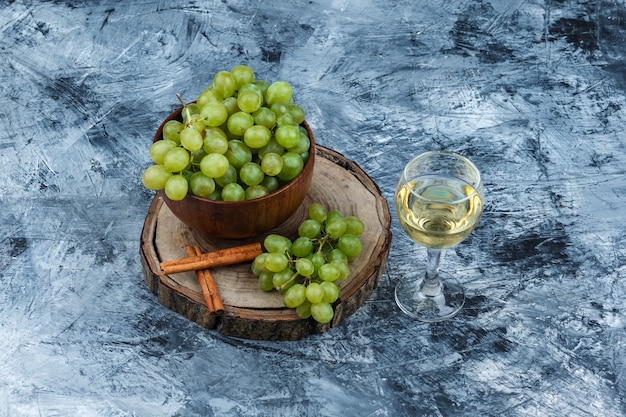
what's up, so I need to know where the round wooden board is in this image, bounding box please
[140,146,392,340]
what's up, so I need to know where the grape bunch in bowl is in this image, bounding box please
[142,65,316,239]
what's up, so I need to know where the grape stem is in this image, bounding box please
[276,271,300,291]
[176,92,187,107]
[176,93,192,126]
[315,234,332,256]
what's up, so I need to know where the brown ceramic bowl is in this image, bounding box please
[152,106,315,239]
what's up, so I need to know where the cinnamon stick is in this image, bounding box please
[185,246,215,313]
[160,242,262,275]
[194,246,224,315]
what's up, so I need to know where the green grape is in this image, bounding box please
[276,112,295,126]
[275,125,300,148]
[308,203,327,223]
[310,301,334,324]
[252,107,277,129]
[345,216,365,236]
[237,90,262,113]
[338,234,363,259]
[226,111,254,137]
[260,152,283,176]
[231,64,255,88]
[207,188,222,200]
[224,139,252,168]
[277,152,304,181]
[180,126,203,151]
[265,81,292,106]
[264,234,291,254]
[328,248,348,264]
[164,175,188,201]
[287,132,310,154]
[185,112,206,132]
[163,119,184,143]
[298,219,322,239]
[308,252,326,275]
[258,138,285,158]
[189,171,215,198]
[326,209,344,223]
[258,271,274,292]
[296,300,312,319]
[205,126,228,139]
[214,164,238,187]
[245,185,269,200]
[243,125,272,149]
[200,153,230,178]
[292,236,313,258]
[252,253,269,273]
[250,261,263,277]
[181,169,193,183]
[149,139,177,164]
[239,82,264,98]
[295,257,314,277]
[163,147,190,172]
[318,263,340,282]
[320,281,340,303]
[325,217,347,239]
[222,96,240,115]
[142,164,172,190]
[332,259,350,280]
[197,87,222,107]
[203,129,229,154]
[254,80,269,95]
[283,284,307,308]
[200,101,229,127]
[261,175,279,193]
[289,104,305,125]
[270,102,290,116]
[221,182,245,201]
[239,162,265,186]
[272,267,294,287]
[305,282,324,304]
[213,70,237,98]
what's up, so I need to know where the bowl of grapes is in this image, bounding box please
[141,65,315,239]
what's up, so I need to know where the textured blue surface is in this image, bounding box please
[1,0,625,416]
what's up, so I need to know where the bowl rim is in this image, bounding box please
[153,105,316,206]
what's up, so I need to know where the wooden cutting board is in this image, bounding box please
[140,145,392,340]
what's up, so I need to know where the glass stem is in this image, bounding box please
[421,248,444,297]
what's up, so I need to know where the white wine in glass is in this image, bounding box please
[395,151,484,322]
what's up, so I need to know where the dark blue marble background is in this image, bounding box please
[1,0,625,416]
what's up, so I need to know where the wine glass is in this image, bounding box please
[394,151,484,322]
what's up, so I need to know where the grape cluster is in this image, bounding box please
[251,203,365,324]
[142,65,311,201]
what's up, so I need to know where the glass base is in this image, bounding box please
[394,274,465,322]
